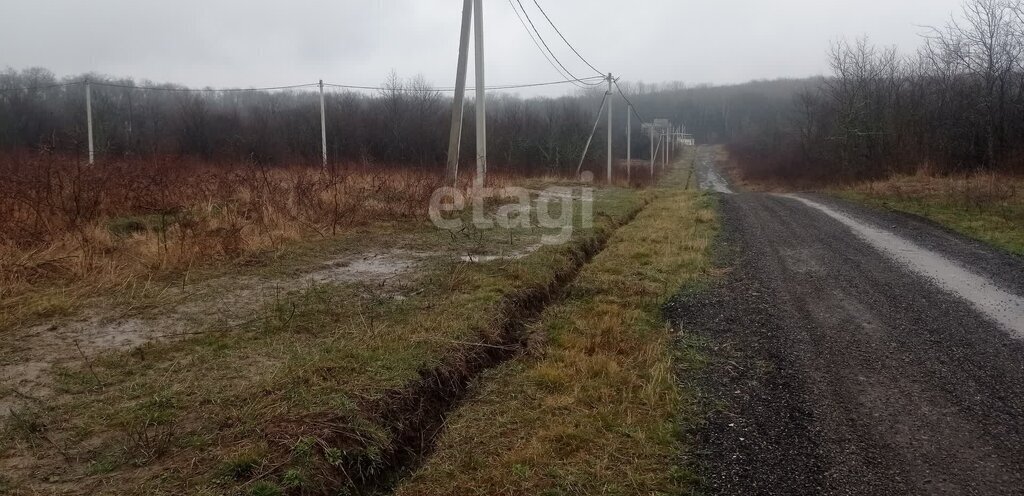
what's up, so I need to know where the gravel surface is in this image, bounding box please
[670,149,1024,495]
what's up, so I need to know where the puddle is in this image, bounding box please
[307,250,424,285]
[527,189,596,202]
[783,194,1024,336]
[697,148,733,194]
[459,243,544,263]
[0,250,429,416]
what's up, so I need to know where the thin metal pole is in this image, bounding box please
[319,79,327,168]
[473,0,487,188]
[606,73,613,183]
[446,0,473,185]
[86,80,94,165]
[626,105,631,183]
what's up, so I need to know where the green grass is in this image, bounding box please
[396,155,717,495]
[0,181,649,494]
[837,188,1024,257]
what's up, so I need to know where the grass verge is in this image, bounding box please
[0,180,651,495]
[835,173,1024,256]
[395,157,717,495]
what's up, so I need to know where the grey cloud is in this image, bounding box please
[1,0,966,94]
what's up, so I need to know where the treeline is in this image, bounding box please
[9,0,1021,182]
[0,69,641,174]
[0,65,819,178]
[716,0,1024,181]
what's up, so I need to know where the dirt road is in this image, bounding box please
[672,147,1024,495]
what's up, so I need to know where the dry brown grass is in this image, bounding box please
[0,155,462,330]
[0,154,641,312]
[1,157,436,272]
[396,153,716,495]
[847,168,1023,206]
[0,181,649,495]
[837,170,1024,256]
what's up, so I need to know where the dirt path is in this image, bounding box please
[0,249,428,417]
[695,147,733,194]
[671,147,1024,495]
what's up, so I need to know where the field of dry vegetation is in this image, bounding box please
[0,151,707,495]
[0,154,447,331]
[836,170,1024,256]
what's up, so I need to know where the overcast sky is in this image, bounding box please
[2,0,966,95]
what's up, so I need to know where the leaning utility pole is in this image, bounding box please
[473,0,487,188]
[606,73,613,183]
[445,0,473,185]
[319,79,327,168]
[86,80,94,165]
[575,93,609,177]
[649,123,655,177]
[626,105,632,183]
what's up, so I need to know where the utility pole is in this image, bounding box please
[663,129,668,168]
[649,123,655,178]
[575,93,609,177]
[445,0,473,185]
[126,89,133,151]
[606,73,613,183]
[673,126,678,159]
[86,80,94,165]
[319,79,327,168]
[626,105,631,183]
[473,0,487,188]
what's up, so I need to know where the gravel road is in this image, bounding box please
[670,147,1024,495]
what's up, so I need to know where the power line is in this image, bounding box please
[513,0,600,87]
[326,77,603,93]
[2,77,603,94]
[91,82,319,92]
[0,82,77,93]
[0,81,319,93]
[531,0,604,76]
[507,0,592,89]
[614,80,648,123]
[488,77,603,90]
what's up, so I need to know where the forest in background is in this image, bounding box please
[0,70,656,174]
[718,0,1024,181]
[4,0,1024,181]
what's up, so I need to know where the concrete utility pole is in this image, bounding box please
[668,127,672,165]
[319,79,327,168]
[626,105,631,183]
[663,129,669,168]
[86,80,94,165]
[650,123,655,177]
[445,0,473,185]
[673,126,678,158]
[606,73,613,183]
[473,0,487,188]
